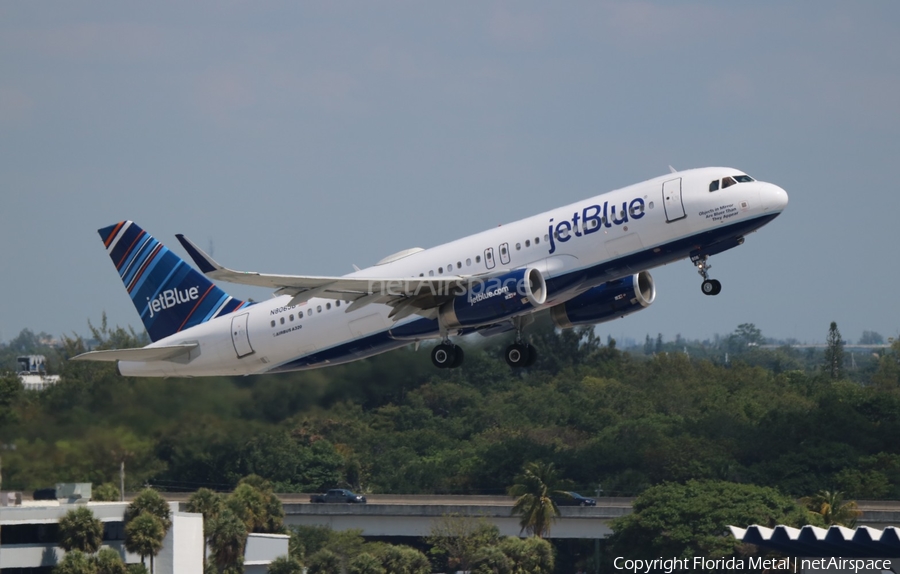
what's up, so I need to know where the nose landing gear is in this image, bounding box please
[692,254,722,296]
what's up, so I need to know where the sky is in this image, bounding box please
[1,2,898,347]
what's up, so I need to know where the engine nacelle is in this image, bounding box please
[550,271,655,329]
[439,267,547,329]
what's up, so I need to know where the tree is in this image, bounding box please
[508,461,565,538]
[124,513,165,571]
[305,549,341,574]
[207,508,248,573]
[187,488,225,572]
[801,490,862,527]
[859,331,884,345]
[266,556,304,574]
[497,536,554,574]
[349,553,386,574]
[376,545,431,574]
[94,482,121,502]
[95,547,128,574]
[825,321,844,379]
[426,514,499,572]
[227,476,284,534]
[54,550,97,574]
[59,507,104,554]
[609,480,820,559]
[125,489,172,531]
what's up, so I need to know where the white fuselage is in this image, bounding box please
[120,167,788,376]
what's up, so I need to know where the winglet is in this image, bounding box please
[175,234,223,274]
[668,165,678,173]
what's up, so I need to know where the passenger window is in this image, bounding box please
[326,303,331,310]
[535,237,540,245]
[280,317,285,325]
[544,234,549,242]
[466,258,471,266]
[336,300,341,307]
[722,176,737,189]
[448,263,453,272]
[317,305,322,313]
[709,180,719,192]
[289,314,294,321]
[516,243,521,250]
[270,320,276,327]
[429,270,434,276]
[307,309,312,317]
[476,255,481,263]
[438,267,443,274]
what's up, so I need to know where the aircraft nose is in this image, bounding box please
[760,183,789,212]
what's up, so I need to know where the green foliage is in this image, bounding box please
[508,461,565,537]
[59,506,103,554]
[93,482,121,502]
[426,515,500,572]
[227,475,284,533]
[305,548,341,574]
[186,488,225,537]
[208,508,248,573]
[609,480,820,559]
[126,488,172,531]
[801,490,862,527]
[125,564,149,574]
[54,550,97,574]
[266,555,304,574]
[825,321,845,379]
[124,513,165,566]
[94,548,127,574]
[374,545,431,574]
[348,553,386,574]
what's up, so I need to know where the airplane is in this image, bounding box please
[73,167,788,376]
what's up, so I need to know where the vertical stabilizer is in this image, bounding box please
[98,221,249,342]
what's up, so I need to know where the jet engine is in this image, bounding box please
[439,267,547,329]
[550,271,655,329]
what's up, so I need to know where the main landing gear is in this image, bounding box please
[504,341,537,369]
[693,254,722,296]
[431,341,464,369]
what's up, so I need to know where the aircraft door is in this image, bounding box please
[484,247,496,269]
[499,243,511,265]
[231,313,254,358]
[663,178,687,222]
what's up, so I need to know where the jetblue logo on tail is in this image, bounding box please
[147,287,200,318]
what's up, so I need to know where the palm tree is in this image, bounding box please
[207,508,248,573]
[508,461,566,538]
[802,490,862,527]
[186,488,224,572]
[267,556,305,574]
[124,513,165,572]
[58,506,104,554]
[125,489,172,531]
[53,550,96,574]
[95,547,128,574]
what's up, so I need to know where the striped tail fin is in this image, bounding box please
[98,221,250,342]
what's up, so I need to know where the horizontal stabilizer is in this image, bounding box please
[71,344,198,363]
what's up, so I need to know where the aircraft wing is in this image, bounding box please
[72,344,199,362]
[176,234,471,320]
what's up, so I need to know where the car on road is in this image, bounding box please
[553,491,596,507]
[310,489,367,504]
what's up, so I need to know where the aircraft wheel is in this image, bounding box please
[451,346,465,368]
[701,279,722,296]
[505,343,529,368]
[525,344,537,367]
[431,344,457,369]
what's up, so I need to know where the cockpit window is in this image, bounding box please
[721,176,737,189]
[734,174,754,183]
[709,180,720,192]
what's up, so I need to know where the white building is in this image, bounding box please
[0,498,288,573]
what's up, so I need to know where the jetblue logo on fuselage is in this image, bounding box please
[147,286,200,318]
[547,197,646,254]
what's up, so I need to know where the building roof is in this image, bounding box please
[730,524,900,557]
